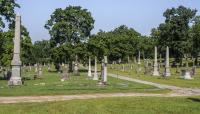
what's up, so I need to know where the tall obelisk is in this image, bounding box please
[153,46,159,76]
[8,14,22,86]
[163,46,171,77]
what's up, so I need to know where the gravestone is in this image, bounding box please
[60,69,69,81]
[138,51,141,65]
[38,65,42,78]
[93,56,98,80]
[73,55,79,75]
[163,46,171,77]
[181,69,193,80]
[152,46,159,76]
[102,56,107,84]
[8,14,22,86]
[88,56,92,77]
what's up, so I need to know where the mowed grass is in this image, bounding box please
[108,63,200,88]
[1,96,200,114]
[0,67,169,96]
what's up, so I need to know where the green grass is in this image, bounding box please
[108,63,200,88]
[0,96,200,114]
[0,67,169,96]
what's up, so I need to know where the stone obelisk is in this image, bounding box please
[138,51,141,65]
[93,56,98,80]
[103,56,107,83]
[153,46,159,76]
[164,46,171,77]
[9,14,22,86]
[88,56,92,77]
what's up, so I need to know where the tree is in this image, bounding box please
[151,6,197,63]
[190,16,200,65]
[0,0,20,31]
[45,6,95,71]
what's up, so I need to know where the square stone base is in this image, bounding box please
[8,77,22,86]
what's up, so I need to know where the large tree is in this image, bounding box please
[0,0,20,31]
[151,6,197,63]
[45,6,94,71]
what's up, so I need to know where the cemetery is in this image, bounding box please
[1,0,200,114]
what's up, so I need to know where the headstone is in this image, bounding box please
[181,69,193,80]
[73,55,79,75]
[152,46,159,76]
[138,51,141,65]
[163,46,171,77]
[60,69,69,81]
[38,65,42,77]
[88,56,92,77]
[29,63,32,71]
[102,56,107,83]
[8,14,22,86]
[93,56,98,80]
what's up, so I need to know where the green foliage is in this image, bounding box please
[0,0,20,31]
[151,6,197,62]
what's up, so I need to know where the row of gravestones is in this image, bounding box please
[110,46,196,80]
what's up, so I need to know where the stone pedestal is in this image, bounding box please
[8,14,22,86]
[153,46,159,76]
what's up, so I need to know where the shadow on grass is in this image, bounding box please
[188,98,200,103]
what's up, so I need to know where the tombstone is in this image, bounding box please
[93,56,98,80]
[88,56,92,77]
[122,64,125,71]
[163,46,171,77]
[48,64,51,72]
[152,46,159,76]
[191,66,196,76]
[60,69,69,81]
[35,64,38,73]
[138,51,141,65]
[181,69,193,80]
[73,55,79,75]
[144,59,150,75]
[29,63,32,71]
[38,65,42,78]
[8,14,22,86]
[102,56,107,83]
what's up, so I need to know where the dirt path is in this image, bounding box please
[109,73,200,96]
[1,73,200,104]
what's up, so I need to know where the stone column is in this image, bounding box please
[153,46,159,76]
[93,56,98,80]
[88,56,92,77]
[164,46,171,77]
[103,56,107,83]
[9,14,22,86]
[138,51,141,65]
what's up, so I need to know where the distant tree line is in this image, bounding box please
[0,0,200,71]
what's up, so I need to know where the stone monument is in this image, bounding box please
[163,46,171,77]
[93,56,98,80]
[8,14,22,86]
[152,46,159,76]
[102,56,107,83]
[88,56,92,77]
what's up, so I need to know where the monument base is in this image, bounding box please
[153,71,160,76]
[8,77,22,86]
[93,74,98,80]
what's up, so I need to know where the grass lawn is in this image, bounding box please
[107,63,200,88]
[0,67,169,96]
[0,96,200,114]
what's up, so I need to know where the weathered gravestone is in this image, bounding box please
[8,14,22,86]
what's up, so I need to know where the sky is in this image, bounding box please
[15,0,200,42]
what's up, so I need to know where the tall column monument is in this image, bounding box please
[9,14,22,86]
[163,46,171,77]
[153,46,159,76]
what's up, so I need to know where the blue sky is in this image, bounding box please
[15,0,200,42]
